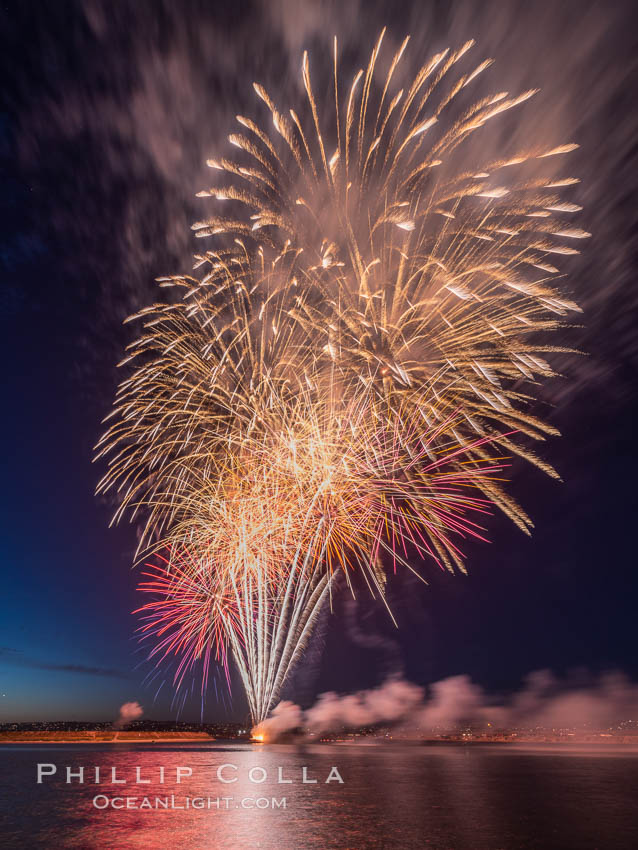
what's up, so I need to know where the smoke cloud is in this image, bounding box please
[114,701,144,729]
[305,678,424,733]
[254,671,638,740]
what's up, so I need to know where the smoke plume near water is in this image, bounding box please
[252,672,638,741]
[114,701,144,729]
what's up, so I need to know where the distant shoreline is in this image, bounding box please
[0,732,215,744]
[1,732,637,747]
[0,739,214,744]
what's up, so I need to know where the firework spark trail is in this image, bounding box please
[195,29,587,532]
[97,33,584,722]
[131,393,507,721]
[226,537,333,724]
[135,547,238,692]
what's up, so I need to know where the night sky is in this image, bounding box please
[1,0,637,724]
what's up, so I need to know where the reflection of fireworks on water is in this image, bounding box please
[97,32,585,723]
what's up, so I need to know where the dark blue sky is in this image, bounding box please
[1,0,637,723]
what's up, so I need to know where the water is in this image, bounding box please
[2,742,638,849]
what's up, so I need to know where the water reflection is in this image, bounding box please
[2,742,638,848]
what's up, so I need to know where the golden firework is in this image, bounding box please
[97,33,584,722]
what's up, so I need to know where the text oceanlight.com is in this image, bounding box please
[92,795,288,810]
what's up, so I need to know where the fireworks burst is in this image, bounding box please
[97,32,584,723]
